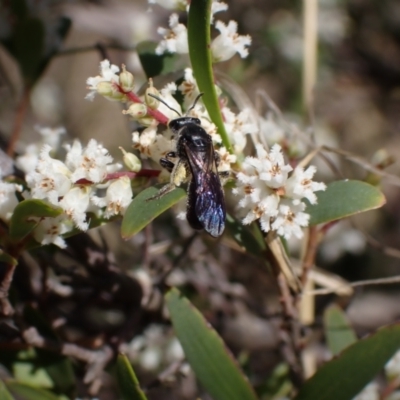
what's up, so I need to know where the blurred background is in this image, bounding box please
[2,0,400,398]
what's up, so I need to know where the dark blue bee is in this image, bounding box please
[148,95,226,237]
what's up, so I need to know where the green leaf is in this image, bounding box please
[137,41,180,79]
[165,288,258,400]
[187,0,232,152]
[225,215,266,257]
[324,305,357,356]
[0,380,15,400]
[5,381,60,400]
[116,354,148,400]
[9,200,63,242]
[121,186,186,239]
[307,180,386,226]
[293,324,400,400]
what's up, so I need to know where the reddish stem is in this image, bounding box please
[118,86,170,126]
[7,87,31,156]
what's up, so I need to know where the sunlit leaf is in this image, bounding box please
[121,186,186,239]
[116,354,148,400]
[0,380,15,400]
[293,324,400,400]
[324,305,357,356]
[9,200,63,242]
[165,288,258,400]
[6,381,60,400]
[307,180,385,226]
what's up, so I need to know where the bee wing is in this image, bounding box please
[184,144,226,237]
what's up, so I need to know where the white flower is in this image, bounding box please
[16,126,66,173]
[211,20,251,62]
[26,145,72,205]
[223,107,258,153]
[253,144,293,188]
[285,165,326,204]
[271,200,310,240]
[216,146,236,173]
[211,0,228,22]
[36,126,66,150]
[0,180,22,221]
[16,144,41,174]
[233,144,325,239]
[352,382,379,400]
[132,126,174,164]
[259,114,286,145]
[59,187,91,231]
[386,350,400,380]
[91,177,133,218]
[33,216,72,248]
[65,139,115,183]
[178,68,200,107]
[85,59,120,101]
[156,14,188,55]
[159,83,183,120]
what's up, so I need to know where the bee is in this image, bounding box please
[148,94,226,237]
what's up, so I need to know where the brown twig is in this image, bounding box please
[300,226,320,286]
[276,272,304,386]
[23,326,114,394]
[0,262,18,315]
[7,87,31,157]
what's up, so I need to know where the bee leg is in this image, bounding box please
[160,158,175,173]
[147,160,187,201]
[160,151,178,172]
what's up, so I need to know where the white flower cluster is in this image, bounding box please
[233,144,326,240]
[153,0,251,63]
[129,67,250,172]
[11,127,133,248]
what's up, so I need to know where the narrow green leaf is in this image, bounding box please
[9,200,63,242]
[165,288,258,400]
[121,186,186,239]
[293,324,400,400]
[307,180,385,226]
[6,381,60,400]
[0,380,15,400]
[324,305,357,356]
[137,41,180,79]
[187,0,232,152]
[116,354,148,400]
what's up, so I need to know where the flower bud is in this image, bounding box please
[96,81,113,97]
[138,116,156,127]
[145,78,161,110]
[119,65,135,92]
[123,103,148,119]
[119,147,142,172]
[97,81,126,101]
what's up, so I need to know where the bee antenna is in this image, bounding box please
[148,93,181,117]
[186,92,204,115]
